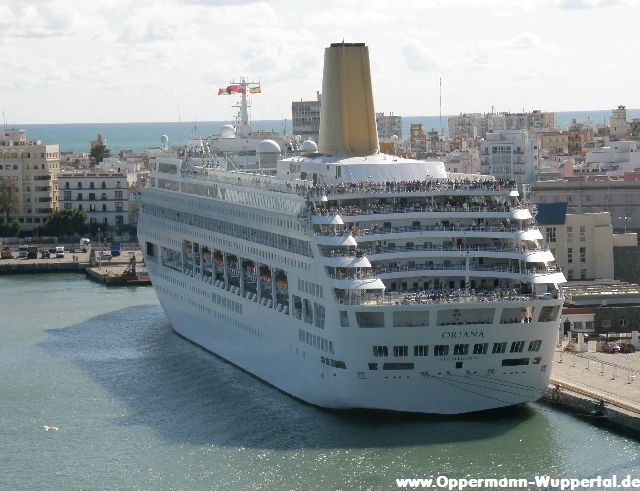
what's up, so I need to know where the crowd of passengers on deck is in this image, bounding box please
[311,200,522,217]
[298,178,518,197]
[392,287,558,305]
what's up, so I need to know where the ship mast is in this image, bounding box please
[232,77,260,138]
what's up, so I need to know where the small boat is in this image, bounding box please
[125,272,152,286]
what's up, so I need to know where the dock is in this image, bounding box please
[85,251,147,285]
[0,252,90,274]
[546,348,640,433]
[0,250,148,286]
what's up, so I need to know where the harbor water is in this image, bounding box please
[1,274,640,490]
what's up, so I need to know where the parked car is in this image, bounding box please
[55,246,65,259]
[99,251,113,261]
[620,343,636,353]
[603,342,621,353]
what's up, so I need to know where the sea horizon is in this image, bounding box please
[13,107,640,154]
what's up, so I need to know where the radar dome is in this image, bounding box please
[256,139,281,154]
[219,124,236,139]
[161,134,169,144]
[300,140,318,153]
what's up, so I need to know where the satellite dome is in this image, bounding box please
[161,135,169,144]
[219,124,236,139]
[300,140,318,153]
[256,139,281,154]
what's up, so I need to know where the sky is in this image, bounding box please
[1,0,639,124]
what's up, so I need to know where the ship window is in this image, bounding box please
[453,344,469,356]
[393,345,408,357]
[373,345,388,357]
[303,298,313,324]
[434,345,449,356]
[510,341,525,353]
[473,343,488,354]
[314,303,325,329]
[146,241,156,258]
[339,311,349,327]
[368,363,378,370]
[538,305,560,322]
[356,311,384,328]
[533,357,542,364]
[492,342,507,354]
[528,340,542,352]
[414,345,428,356]
[501,358,529,366]
[382,363,414,370]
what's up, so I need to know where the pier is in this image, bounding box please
[0,250,147,285]
[546,348,640,433]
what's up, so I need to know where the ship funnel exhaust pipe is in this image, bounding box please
[318,42,379,156]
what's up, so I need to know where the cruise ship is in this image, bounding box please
[138,42,565,414]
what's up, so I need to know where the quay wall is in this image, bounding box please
[544,380,640,434]
[0,261,86,274]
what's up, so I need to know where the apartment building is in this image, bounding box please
[448,110,556,139]
[292,92,321,143]
[480,130,540,185]
[376,112,402,140]
[58,170,129,233]
[0,129,59,231]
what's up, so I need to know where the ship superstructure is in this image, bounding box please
[138,43,565,414]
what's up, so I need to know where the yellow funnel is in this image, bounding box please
[319,42,379,156]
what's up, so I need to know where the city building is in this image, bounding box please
[531,173,640,232]
[448,113,486,139]
[561,280,640,334]
[537,130,569,157]
[536,203,616,281]
[567,119,594,155]
[58,170,130,234]
[409,123,428,155]
[448,110,556,140]
[503,110,556,131]
[610,105,629,140]
[580,140,640,174]
[292,92,321,143]
[560,307,595,337]
[375,112,402,140]
[480,129,540,185]
[0,128,59,231]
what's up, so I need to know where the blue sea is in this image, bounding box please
[18,109,640,154]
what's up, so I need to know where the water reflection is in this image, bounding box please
[41,306,557,456]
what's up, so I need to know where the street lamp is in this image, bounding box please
[617,216,629,233]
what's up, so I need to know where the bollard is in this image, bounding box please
[612,366,616,380]
[628,374,635,384]
[600,362,605,376]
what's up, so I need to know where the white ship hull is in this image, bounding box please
[147,261,560,414]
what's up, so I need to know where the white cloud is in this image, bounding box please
[403,41,438,72]
[2,0,640,122]
[555,0,625,9]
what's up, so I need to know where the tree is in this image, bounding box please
[0,219,20,237]
[44,209,87,237]
[0,178,20,224]
[90,144,111,165]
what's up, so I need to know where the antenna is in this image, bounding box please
[439,76,442,129]
[2,106,6,130]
